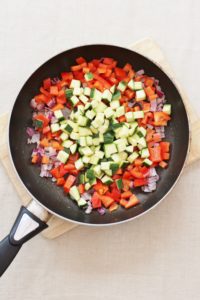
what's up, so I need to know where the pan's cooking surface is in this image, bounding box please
[9,45,189,225]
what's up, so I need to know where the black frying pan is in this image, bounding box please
[0,44,189,276]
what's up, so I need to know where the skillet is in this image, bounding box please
[0,44,189,276]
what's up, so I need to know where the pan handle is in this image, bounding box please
[0,201,49,277]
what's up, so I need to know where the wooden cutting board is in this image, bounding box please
[0,38,200,239]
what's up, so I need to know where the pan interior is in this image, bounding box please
[9,44,189,225]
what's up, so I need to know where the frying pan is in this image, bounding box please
[0,44,189,276]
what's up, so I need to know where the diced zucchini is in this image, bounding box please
[104,107,114,119]
[117,81,127,92]
[104,143,117,158]
[70,79,81,88]
[143,158,153,166]
[103,132,114,144]
[101,175,113,185]
[163,104,171,115]
[115,126,129,138]
[129,122,138,135]
[67,120,79,132]
[77,105,85,115]
[128,151,139,163]
[104,169,112,176]
[79,94,89,104]
[65,88,73,99]
[94,101,107,113]
[78,198,87,207]
[125,112,135,123]
[110,85,116,94]
[137,127,147,137]
[70,95,79,106]
[120,161,129,169]
[86,169,95,181]
[112,90,121,101]
[126,145,133,153]
[110,163,119,175]
[73,87,83,96]
[141,148,150,158]
[127,79,135,90]
[50,123,60,133]
[89,155,100,165]
[93,165,101,177]
[128,136,138,146]
[60,132,69,141]
[134,81,143,90]
[114,138,127,152]
[78,127,92,136]
[95,151,104,159]
[81,147,93,156]
[57,150,69,163]
[84,72,94,81]
[86,136,93,146]
[136,89,146,101]
[111,153,121,163]
[70,132,79,140]
[133,111,144,119]
[116,178,123,190]
[85,109,96,120]
[110,100,120,110]
[102,89,112,102]
[75,158,84,170]
[84,87,91,96]
[69,186,80,201]
[79,174,85,184]
[79,136,87,147]
[62,140,74,148]
[118,151,128,161]
[115,106,125,117]
[138,137,147,149]
[77,115,89,126]
[93,89,102,101]
[93,137,100,146]
[100,162,110,170]
[84,182,91,190]
[70,143,77,154]
[54,110,64,121]
[82,156,90,164]
[90,126,98,134]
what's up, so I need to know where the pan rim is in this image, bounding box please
[7,43,190,226]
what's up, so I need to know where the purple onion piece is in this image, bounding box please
[26,127,35,137]
[47,98,56,108]
[136,69,145,76]
[30,98,37,109]
[36,103,45,111]
[98,207,106,215]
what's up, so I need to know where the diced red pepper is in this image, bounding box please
[64,175,76,192]
[34,114,49,127]
[160,142,170,153]
[91,192,102,209]
[149,146,162,163]
[154,112,171,126]
[133,178,148,187]
[50,167,60,179]
[121,191,132,199]
[76,57,86,64]
[114,67,127,79]
[43,78,51,90]
[93,181,109,195]
[59,164,68,177]
[98,195,114,208]
[125,194,140,209]
[109,203,119,212]
[57,177,65,186]
[78,184,85,195]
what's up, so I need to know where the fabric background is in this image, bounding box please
[0,0,200,299]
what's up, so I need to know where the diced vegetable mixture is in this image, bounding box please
[27,56,171,215]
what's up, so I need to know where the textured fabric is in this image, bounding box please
[0,0,200,299]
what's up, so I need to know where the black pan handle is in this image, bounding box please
[0,205,48,277]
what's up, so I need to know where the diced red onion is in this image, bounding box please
[136,69,144,76]
[85,203,92,214]
[26,127,35,137]
[30,98,37,109]
[62,108,71,119]
[44,147,57,157]
[155,126,165,133]
[47,98,56,108]
[27,133,40,144]
[150,100,157,112]
[147,124,153,129]
[51,116,58,124]
[40,165,52,178]
[51,77,60,84]
[98,207,106,215]
[149,167,157,177]
[128,102,135,108]
[36,102,45,111]
[51,177,57,182]
[82,192,92,201]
